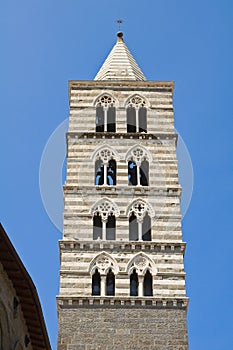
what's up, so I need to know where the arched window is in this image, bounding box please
[130,269,138,296]
[127,200,154,241]
[142,212,151,241]
[92,269,101,296]
[94,149,117,186]
[127,147,150,186]
[93,213,102,240]
[129,212,138,241]
[89,253,119,297]
[129,211,151,241]
[106,269,115,296]
[140,160,149,186]
[93,213,116,240]
[143,270,153,296]
[128,161,137,186]
[106,214,116,240]
[96,95,116,132]
[91,199,119,240]
[127,254,155,297]
[126,96,147,133]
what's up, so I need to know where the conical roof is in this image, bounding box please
[94,32,146,81]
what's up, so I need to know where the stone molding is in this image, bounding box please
[67,131,177,141]
[59,240,186,253]
[57,296,189,309]
[63,185,182,197]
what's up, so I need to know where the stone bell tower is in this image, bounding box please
[57,31,189,349]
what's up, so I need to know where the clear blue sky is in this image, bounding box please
[1,1,233,349]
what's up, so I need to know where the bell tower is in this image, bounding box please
[57,32,188,349]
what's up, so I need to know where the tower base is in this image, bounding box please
[57,299,188,350]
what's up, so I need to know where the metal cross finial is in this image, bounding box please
[117,19,123,31]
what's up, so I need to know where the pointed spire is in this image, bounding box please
[94,32,146,81]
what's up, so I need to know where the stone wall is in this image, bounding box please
[57,305,188,350]
[0,262,32,350]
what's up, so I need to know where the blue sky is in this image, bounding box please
[1,1,233,349]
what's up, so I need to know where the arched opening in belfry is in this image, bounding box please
[143,270,153,296]
[127,106,136,133]
[107,159,116,185]
[142,212,151,241]
[130,269,138,296]
[140,160,149,186]
[107,106,116,132]
[92,269,101,296]
[95,159,104,185]
[138,106,147,133]
[96,106,105,132]
[95,159,116,186]
[126,104,147,133]
[106,269,115,296]
[95,96,116,132]
[106,214,116,240]
[93,213,102,240]
[129,212,138,241]
[128,160,137,185]
[128,159,149,186]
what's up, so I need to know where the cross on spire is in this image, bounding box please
[117,19,123,31]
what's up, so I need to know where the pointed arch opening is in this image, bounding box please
[140,160,149,186]
[143,270,153,296]
[106,269,115,296]
[106,214,116,240]
[92,269,101,296]
[129,212,138,241]
[142,212,151,241]
[93,213,102,240]
[130,269,138,296]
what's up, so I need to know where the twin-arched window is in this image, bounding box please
[95,149,117,186]
[127,96,147,133]
[128,200,153,241]
[92,268,115,296]
[128,254,154,297]
[130,269,153,296]
[127,147,150,186]
[90,253,118,296]
[92,199,120,241]
[95,94,147,133]
[96,95,116,132]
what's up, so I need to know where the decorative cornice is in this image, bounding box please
[68,81,174,101]
[57,296,189,310]
[59,240,186,254]
[63,185,182,197]
[66,132,177,141]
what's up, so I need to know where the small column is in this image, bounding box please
[137,217,143,241]
[138,275,144,297]
[103,162,108,185]
[136,162,140,186]
[104,107,108,132]
[102,219,107,240]
[100,275,106,296]
[135,108,139,132]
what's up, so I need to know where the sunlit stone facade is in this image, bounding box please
[57,33,188,350]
